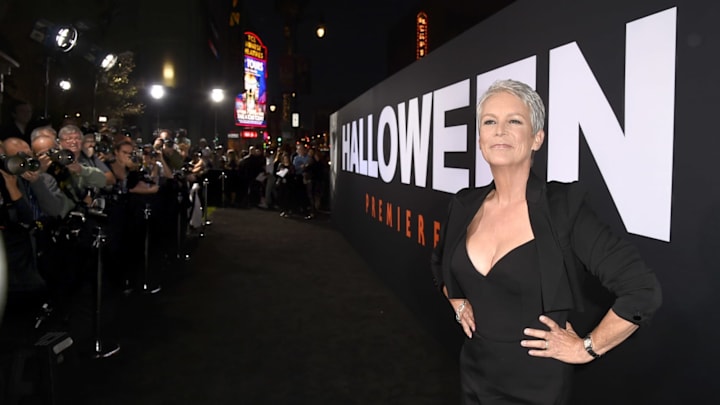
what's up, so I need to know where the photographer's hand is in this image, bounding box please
[126,160,139,171]
[158,151,173,178]
[37,154,52,173]
[20,171,40,183]
[67,162,82,174]
[1,169,23,201]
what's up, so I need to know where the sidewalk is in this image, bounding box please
[68,207,461,404]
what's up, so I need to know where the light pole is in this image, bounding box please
[150,84,165,133]
[31,21,79,119]
[210,88,224,138]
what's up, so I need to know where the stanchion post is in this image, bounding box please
[202,177,210,228]
[176,191,183,260]
[92,225,120,359]
[142,203,161,294]
[220,171,226,208]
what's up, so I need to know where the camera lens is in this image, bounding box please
[47,148,75,165]
[0,153,41,175]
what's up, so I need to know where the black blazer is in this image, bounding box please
[431,172,661,326]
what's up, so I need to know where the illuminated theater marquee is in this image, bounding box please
[338,8,676,242]
[235,32,267,128]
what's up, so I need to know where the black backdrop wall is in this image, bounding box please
[329,1,717,403]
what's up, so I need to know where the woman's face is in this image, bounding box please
[142,151,155,165]
[477,91,544,169]
[116,145,134,166]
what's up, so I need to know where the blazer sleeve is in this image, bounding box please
[430,194,464,298]
[566,185,662,326]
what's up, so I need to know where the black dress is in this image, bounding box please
[451,238,572,404]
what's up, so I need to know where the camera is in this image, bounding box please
[94,142,111,154]
[93,132,113,155]
[126,166,155,189]
[46,148,75,166]
[179,162,194,174]
[142,144,158,158]
[0,153,41,175]
[130,149,142,164]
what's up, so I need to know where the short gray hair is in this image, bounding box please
[30,125,57,142]
[58,124,83,140]
[476,79,546,135]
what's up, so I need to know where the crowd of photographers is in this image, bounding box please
[0,123,209,335]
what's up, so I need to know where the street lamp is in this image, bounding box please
[150,84,165,132]
[210,88,224,138]
[315,16,326,39]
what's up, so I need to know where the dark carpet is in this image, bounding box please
[1,207,460,404]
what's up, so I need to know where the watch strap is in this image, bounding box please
[583,334,601,359]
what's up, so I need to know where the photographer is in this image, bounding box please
[78,132,116,188]
[57,125,108,197]
[109,140,159,195]
[9,135,74,219]
[4,136,87,323]
[154,129,184,171]
[197,138,214,169]
[92,132,115,164]
[107,140,167,291]
[32,127,106,211]
[0,140,45,293]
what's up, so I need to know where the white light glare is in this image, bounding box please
[211,88,225,103]
[59,79,72,91]
[54,26,78,52]
[150,84,165,100]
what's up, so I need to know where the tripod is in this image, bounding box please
[91,224,120,359]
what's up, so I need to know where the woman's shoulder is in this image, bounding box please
[545,180,590,223]
[546,180,587,204]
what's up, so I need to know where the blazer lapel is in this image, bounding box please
[527,173,575,312]
[444,184,494,277]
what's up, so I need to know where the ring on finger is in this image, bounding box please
[544,340,549,350]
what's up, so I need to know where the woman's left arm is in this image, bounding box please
[524,185,661,363]
[522,308,637,364]
[583,308,638,357]
[570,191,662,329]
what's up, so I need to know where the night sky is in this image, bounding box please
[243,0,425,123]
[0,0,509,136]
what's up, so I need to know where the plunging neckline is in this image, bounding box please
[465,239,535,278]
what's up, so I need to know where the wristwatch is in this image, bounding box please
[583,334,601,359]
